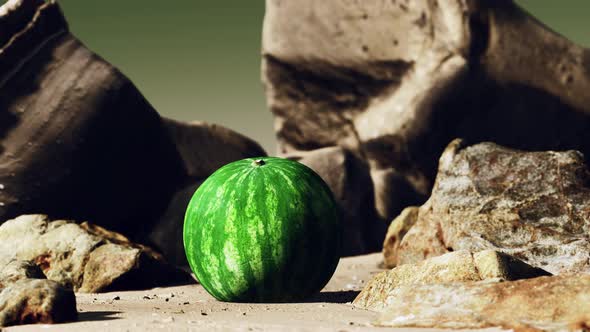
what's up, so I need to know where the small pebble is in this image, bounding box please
[201,312,208,316]
[113,296,120,301]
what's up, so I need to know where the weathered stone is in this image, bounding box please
[397,140,590,275]
[263,0,590,226]
[382,206,419,268]
[0,0,186,238]
[0,215,193,293]
[374,275,590,331]
[354,250,549,311]
[163,118,267,181]
[0,260,77,327]
[286,146,380,255]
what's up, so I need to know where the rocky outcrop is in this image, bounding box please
[0,215,193,293]
[392,140,590,275]
[382,206,419,268]
[286,147,380,255]
[354,250,549,311]
[263,0,590,227]
[374,275,590,331]
[0,260,77,327]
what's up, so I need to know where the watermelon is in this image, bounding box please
[183,157,341,302]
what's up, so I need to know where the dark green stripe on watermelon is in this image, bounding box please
[183,157,341,302]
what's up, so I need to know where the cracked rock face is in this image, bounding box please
[396,140,590,275]
[374,274,590,331]
[0,215,193,293]
[0,260,77,327]
[263,0,590,225]
[354,249,549,312]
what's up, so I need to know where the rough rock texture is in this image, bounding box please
[0,215,193,293]
[163,118,267,181]
[0,260,77,327]
[382,206,418,268]
[354,249,549,311]
[375,275,590,331]
[263,0,590,226]
[0,0,186,238]
[286,147,380,255]
[396,140,590,275]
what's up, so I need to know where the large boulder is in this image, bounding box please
[395,140,590,275]
[0,260,77,327]
[0,0,185,238]
[263,0,590,226]
[0,215,193,293]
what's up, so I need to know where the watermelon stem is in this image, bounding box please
[252,159,266,167]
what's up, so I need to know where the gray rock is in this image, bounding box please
[0,215,193,293]
[354,249,549,311]
[374,274,590,331]
[163,118,267,181]
[287,147,380,255]
[0,260,77,327]
[397,140,590,275]
[263,0,590,225]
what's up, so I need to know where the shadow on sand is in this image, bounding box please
[77,311,122,322]
[305,290,360,304]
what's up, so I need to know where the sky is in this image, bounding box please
[55,0,590,154]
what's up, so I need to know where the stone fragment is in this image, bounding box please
[0,260,77,327]
[397,140,590,274]
[287,147,380,255]
[375,275,590,332]
[0,215,193,293]
[163,118,267,181]
[382,206,419,268]
[263,0,590,226]
[354,250,549,311]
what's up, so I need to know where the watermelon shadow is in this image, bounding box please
[304,290,360,304]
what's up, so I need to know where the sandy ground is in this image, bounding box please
[6,254,505,332]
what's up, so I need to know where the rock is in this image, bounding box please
[0,260,77,327]
[374,274,590,331]
[354,249,549,311]
[286,147,380,255]
[263,0,590,225]
[382,206,419,268]
[0,0,186,238]
[0,215,193,293]
[163,118,267,181]
[147,181,202,267]
[396,140,590,275]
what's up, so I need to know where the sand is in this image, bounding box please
[5,254,504,332]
